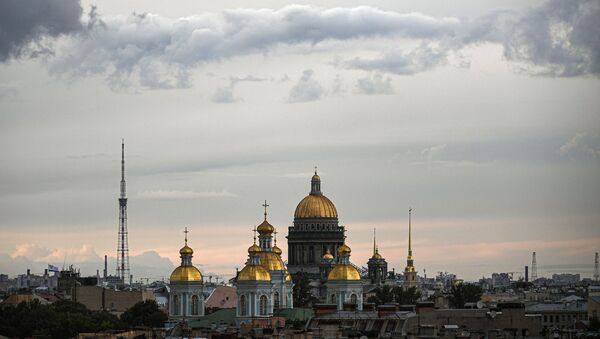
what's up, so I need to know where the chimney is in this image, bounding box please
[27,269,30,276]
[103,255,107,279]
[525,266,529,283]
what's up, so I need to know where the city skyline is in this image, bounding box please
[1,0,599,282]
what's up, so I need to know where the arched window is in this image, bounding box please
[274,292,280,309]
[239,295,247,316]
[259,295,268,315]
[350,293,357,304]
[191,295,199,315]
[172,294,180,315]
[331,294,336,303]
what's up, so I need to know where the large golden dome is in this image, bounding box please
[238,265,271,281]
[170,266,203,282]
[327,264,361,281]
[258,251,285,271]
[294,194,338,219]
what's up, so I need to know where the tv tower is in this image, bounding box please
[594,252,599,282]
[531,252,538,281]
[116,140,130,283]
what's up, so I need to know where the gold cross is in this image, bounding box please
[184,227,189,244]
[262,200,269,220]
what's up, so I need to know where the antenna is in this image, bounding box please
[116,140,130,284]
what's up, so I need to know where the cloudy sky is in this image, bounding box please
[0,0,599,282]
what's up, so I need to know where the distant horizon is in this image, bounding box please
[1,0,599,283]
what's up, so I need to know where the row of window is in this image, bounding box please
[542,313,587,323]
[330,293,358,304]
[171,294,201,316]
[290,244,338,264]
[239,292,284,316]
[295,223,338,231]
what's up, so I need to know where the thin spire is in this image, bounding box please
[184,227,188,245]
[373,228,377,256]
[408,207,412,256]
[262,200,269,221]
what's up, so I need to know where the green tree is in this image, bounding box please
[449,283,482,308]
[120,300,167,328]
[366,285,395,305]
[292,272,318,307]
[394,286,421,305]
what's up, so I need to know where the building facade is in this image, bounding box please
[287,171,345,277]
[169,229,205,321]
[326,242,364,311]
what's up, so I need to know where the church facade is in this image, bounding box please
[286,171,345,278]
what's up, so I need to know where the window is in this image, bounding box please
[191,295,199,315]
[173,295,180,316]
[331,294,336,303]
[259,295,268,316]
[274,292,280,309]
[239,295,247,316]
[350,293,358,304]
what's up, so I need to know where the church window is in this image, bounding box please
[173,295,180,315]
[259,295,268,315]
[191,295,199,315]
[274,292,280,309]
[350,293,357,304]
[239,295,247,316]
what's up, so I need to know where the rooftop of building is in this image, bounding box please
[525,301,587,312]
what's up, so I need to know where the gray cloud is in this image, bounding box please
[345,44,448,75]
[0,0,82,62]
[356,73,394,95]
[2,1,599,86]
[287,69,324,102]
[559,132,600,159]
[211,75,266,103]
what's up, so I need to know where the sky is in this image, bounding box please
[0,0,599,282]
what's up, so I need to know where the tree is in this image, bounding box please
[449,283,482,308]
[292,272,318,307]
[366,285,395,305]
[120,300,167,328]
[394,286,421,305]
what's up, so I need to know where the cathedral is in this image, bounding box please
[287,170,346,278]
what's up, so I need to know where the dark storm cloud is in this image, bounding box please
[0,0,83,62]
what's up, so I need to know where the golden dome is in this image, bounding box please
[372,251,383,260]
[327,264,361,281]
[285,272,292,282]
[258,251,285,271]
[294,194,338,219]
[312,173,320,181]
[338,243,351,256]
[170,265,203,282]
[238,265,271,281]
[257,220,274,235]
[179,245,194,256]
[248,243,261,254]
[272,244,282,256]
[323,250,334,260]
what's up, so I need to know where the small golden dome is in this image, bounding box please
[294,194,338,219]
[285,272,292,282]
[327,264,361,281]
[323,250,334,260]
[248,243,261,254]
[312,173,320,181]
[257,220,275,235]
[258,251,285,271]
[338,243,351,256]
[272,245,282,256]
[170,265,203,282]
[372,252,383,260]
[179,245,194,256]
[238,265,271,281]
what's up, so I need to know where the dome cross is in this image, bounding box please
[262,200,269,221]
[184,227,189,245]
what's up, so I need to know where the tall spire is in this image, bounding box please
[373,228,377,257]
[408,208,412,257]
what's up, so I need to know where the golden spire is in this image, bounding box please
[184,226,188,245]
[408,208,412,257]
[373,228,376,257]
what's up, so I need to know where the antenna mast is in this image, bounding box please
[116,140,130,283]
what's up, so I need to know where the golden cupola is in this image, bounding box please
[238,231,271,282]
[322,249,334,261]
[294,169,338,219]
[256,201,285,271]
[328,242,361,281]
[170,227,203,282]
